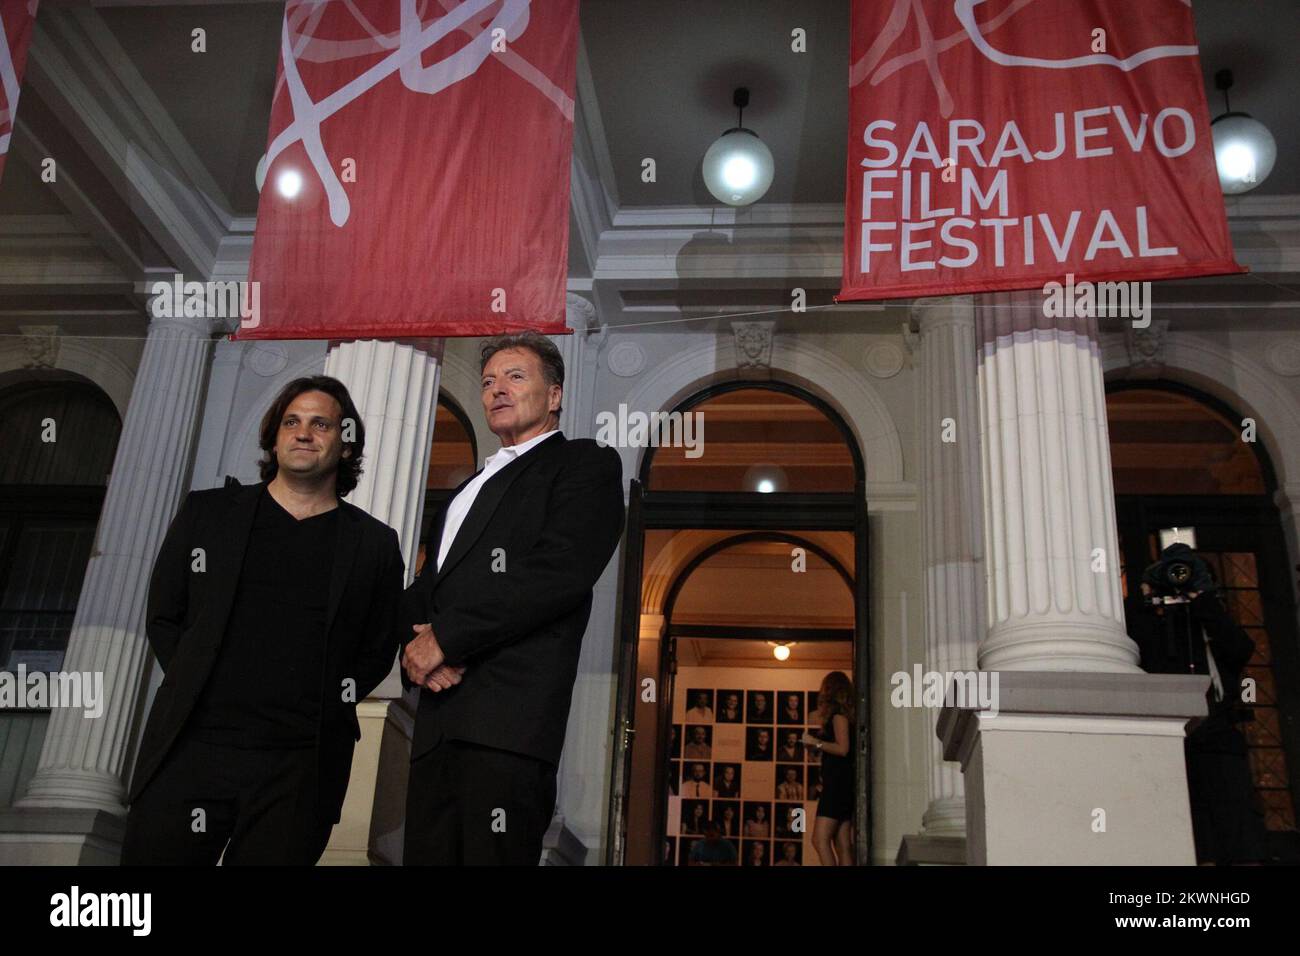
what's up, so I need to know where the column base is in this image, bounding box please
[0,807,125,865]
[320,696,413,866]
[939,671,1209,865]
[541,812,588,866]
[920,796,967,837]
[15,766,127,816]
[979,619,1142,673]
[896,833,966,865]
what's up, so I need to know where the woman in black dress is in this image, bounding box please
[802,670,855,865]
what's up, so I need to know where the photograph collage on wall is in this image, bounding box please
[666,687,826,865]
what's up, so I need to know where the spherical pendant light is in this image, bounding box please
[1210,70,1277,196]
[703,88,775,207]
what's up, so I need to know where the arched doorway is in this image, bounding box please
[0,378,122,806]
[1108,382,1300,862]
[607,382,870,865]
[413,393,478,575]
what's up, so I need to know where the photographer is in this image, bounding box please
[1125,543,1268,865]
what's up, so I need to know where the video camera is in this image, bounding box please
[1141,543,1216,605]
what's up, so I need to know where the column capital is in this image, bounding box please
[141,277,240,338]
[911,294,975,334]
[565,293,597,332]
[145,310,222,338]
[975,288,1099,347]
[325,337,445,360]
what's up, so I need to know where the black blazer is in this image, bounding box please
[401,432,624,766]
[128,481,405,823]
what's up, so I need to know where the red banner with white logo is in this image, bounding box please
[0,0,38,187]
[240,0,577,340]
[839,0,1243,303]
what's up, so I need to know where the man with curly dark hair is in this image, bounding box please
[121,376,404,865]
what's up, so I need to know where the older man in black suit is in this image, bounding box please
[400,331,624,865]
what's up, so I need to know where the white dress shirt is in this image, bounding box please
[435,429,560,573]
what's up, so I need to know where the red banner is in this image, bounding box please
[0,0,38,187]
[240,0,577,340]
[839,0,1243,303]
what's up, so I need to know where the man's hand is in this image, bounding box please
[423,664,466,693]
[402,623,445,686]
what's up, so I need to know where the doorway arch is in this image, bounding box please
[0,377,122,807]
[607,380,872,865]
[1107,379,1300,859]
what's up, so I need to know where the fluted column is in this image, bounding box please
[915,296,984,836]
[18,311,218,813]
[549,294,610,855]
[323,338,444,576]
[320,338,443,865]
[975,291,1138,673]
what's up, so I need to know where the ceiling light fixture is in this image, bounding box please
[702,87,775,207]
[743,463,787,493]
[1210,69,1276,195]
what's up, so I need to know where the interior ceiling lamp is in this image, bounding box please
[742,464,787,494]
[770,642,792,661]
[702,87,775,206]
[1210,69,1276,195]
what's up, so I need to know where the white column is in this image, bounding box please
[319,337,443,866]
[975,291,1138,673]
[549,292,609,858]
[323,338,444,574]
[915,296,984,836]
[552,293,598,438]
[933,292,1206,865]
[18,311,218,813]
